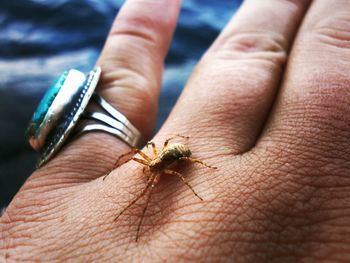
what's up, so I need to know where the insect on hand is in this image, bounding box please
[103,135,217,241]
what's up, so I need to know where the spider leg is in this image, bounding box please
[132,157,150,166]
[114,149,137,167]
[163,169,203,201]
[163,134,190,149]
[136,173,160,242]
[103,149,152,181]
[114,173,155,221]
[146,141,158,158]
[117,149,152,166]
[179,157,217,169]
[135,149,152,162]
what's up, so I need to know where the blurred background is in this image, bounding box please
[0,0,242,210]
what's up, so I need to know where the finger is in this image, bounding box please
[29,0,181,185]
[259,0,350,161]
[245,2,350,258]
[96,0,181,138]
[158,0,310,154]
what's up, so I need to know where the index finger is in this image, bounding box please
[27,0,181,185]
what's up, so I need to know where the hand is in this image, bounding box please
[2,0,350,261]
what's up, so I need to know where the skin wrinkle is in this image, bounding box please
[6,188,98,260]
[115,0,178,34]
[268,124,350,164]
[100,49,160,90]
[99,65,159,119]
[27,172,91,191]
[146,180,212,234]
[247,165,348,262]
[162,228,209,262]
[5,196,62,222]
[262,95,350,149]
[109,26,159,53]
[220,148,346,262]
[262,127,346,156]
[3,207,67,246]
[22,176,88,192]
[59,223,114,261]
[312,12,350,49]
[256,141,350,189]
[214,31,288,67]
[30,137,128,186]
[0,223,5,260]
[191,189,268,260]
[1,212,15,260]
[43,208,106,260]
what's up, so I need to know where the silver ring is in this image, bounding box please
[26,67,145,167]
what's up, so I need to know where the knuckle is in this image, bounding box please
[279,0,309,9]
[111,15,159,47]
[214,30,288,69]
[312,12,350,49]
[110,0,174,49]
[102,65,158,106]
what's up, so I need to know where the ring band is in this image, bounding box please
[26,67,144,167]
[75,94,143,148]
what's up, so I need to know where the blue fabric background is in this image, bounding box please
[0,0,243,208]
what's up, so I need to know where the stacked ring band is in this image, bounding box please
[26,67,144,167]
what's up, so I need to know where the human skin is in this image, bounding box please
[1,0,350,261]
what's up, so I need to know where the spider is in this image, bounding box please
[104,135,217,241]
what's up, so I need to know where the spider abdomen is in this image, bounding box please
[158,143,191,165]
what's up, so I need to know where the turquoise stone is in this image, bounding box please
[27,71,68,138]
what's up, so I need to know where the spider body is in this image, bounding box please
[150,143,192,169]
[104,135,217,241]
